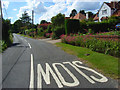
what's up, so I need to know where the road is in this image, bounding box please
[2,34,118,89]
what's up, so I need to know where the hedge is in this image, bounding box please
[65,19,80,34]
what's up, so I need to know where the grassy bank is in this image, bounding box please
[55,42,119,79]
[0,34,13,53]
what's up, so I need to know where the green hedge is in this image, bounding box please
[65,19,80,34]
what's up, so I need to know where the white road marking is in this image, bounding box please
[24,39,27,42]
[28,43,32,49]
[37,61,108,88]
[37,63,63,88]
[72,61,108,82]
[63,62,95,84]
[29,54,34,89]
[52,63,79,87]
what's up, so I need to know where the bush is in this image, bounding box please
[61,35,120,57]
[46,25,52,33]
[65,19,80,34]
[52,25,65,39]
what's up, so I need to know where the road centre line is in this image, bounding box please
[28,43,32,49]
[29,54,34,89]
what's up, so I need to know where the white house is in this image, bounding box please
[93,1,120,22]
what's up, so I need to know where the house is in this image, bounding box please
[93,1,120,22]
[70,12,86,21]
[37,22,51,30]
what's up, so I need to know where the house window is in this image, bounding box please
[102,9,107,15]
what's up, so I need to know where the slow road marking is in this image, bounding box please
[37,61,108,88]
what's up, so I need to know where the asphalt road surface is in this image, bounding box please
[2,34,118,89]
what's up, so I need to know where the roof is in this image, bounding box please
[93,13,99,21]
[105,1,120,9]
[65,17,70,19]
[70,13,86,20]
[112,9,120,16]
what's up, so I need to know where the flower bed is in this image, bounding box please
[61,34,120,57]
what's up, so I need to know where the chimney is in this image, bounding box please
[86,12,89,19]
[112,0,118,9]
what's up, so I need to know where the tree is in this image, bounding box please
[51,13,65,39]
[20,11,31,25]
[12,19,23,33]
[87,12,94,18]
[79,10,86,16]
[2,19,11,41]
[69,9,77,17]
[51,13,65,28]
[40,20,47,24]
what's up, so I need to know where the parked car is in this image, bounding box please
[115,23,120,30]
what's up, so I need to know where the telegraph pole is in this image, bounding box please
[32,10,34,37]
[0,0,2,41]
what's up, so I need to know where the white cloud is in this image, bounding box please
[17,0,47,19]
[16,0,114,24]
[2,1,9,9]
[39,2,67,22]
[13,9,17,11]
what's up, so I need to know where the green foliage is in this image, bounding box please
[52,26,65,39]
[2,19,13,52]
[79,10,86,16]
[78,16,120,34]
[51,13,65,39]
[20,11,31,24]
[46,25,52,33]
[37,28,45,37]
[70,9,77,17]
[51,13,65,28]
[2,19,11,41]
[65,19,80,34]
[61,35,120,57]
[40,20,48,24]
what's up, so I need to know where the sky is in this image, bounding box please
[1,0,118,24]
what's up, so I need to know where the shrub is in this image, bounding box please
[52,25,65,39]
[61,35,120,57]
[65,19,80,34]
[46,25,52,33]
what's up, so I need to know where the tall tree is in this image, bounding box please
[12,19,23,33]
[87,12,94,18]
[20,11,31,24]
[79,10,86,16]
[70,9,77,17]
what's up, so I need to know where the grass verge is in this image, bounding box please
[55,42,119,79]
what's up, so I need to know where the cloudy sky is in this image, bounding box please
[1,0,116,24]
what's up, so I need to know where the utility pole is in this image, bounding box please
[32,10,34,37]
[0,0,2,41]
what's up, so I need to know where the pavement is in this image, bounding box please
[2,33,119,89]
[39,38,61,44]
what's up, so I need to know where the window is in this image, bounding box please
[102,9,107,15]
